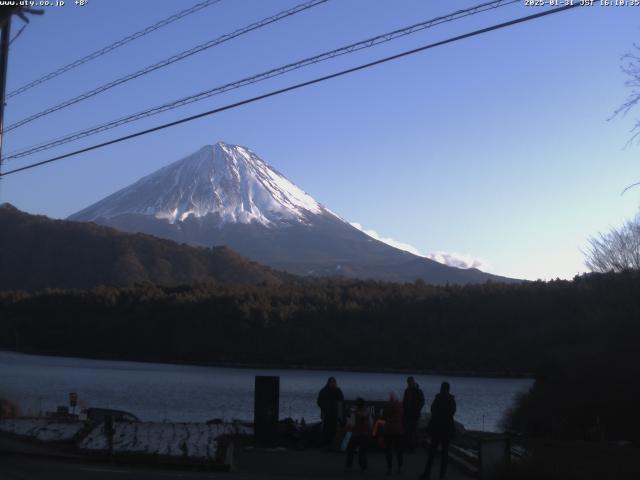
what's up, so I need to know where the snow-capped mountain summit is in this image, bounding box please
[72,142,329,227]
[70,142,517,285]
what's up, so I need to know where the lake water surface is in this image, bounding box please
[0,351,532,432]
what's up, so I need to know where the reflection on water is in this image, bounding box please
[0,351,532,432]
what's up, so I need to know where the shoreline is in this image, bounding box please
[0,349,534,379]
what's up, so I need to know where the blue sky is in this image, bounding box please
[1,0,639,280]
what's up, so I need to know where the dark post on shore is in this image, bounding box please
[254,375,280,447]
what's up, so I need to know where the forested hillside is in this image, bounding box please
[0,203,287,290]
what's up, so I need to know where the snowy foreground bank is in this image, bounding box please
[80,421,251,459]
[0,418,84,442]
[0,418,251,463]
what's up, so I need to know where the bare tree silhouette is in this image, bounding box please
[612,45,640,193]
[585,214,640,272]
[583,47,640,272]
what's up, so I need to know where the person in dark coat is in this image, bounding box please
[316,377,344,446]
[402,376,425,451]
[421,382,457,480]
[345,397,371,472]
[383,392,405,475]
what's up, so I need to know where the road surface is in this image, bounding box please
[1,449,474,479]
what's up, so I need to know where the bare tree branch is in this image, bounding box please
[584,214,640,272]
[611,45,640,191]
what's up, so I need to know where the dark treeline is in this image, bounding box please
[0,271,638,373]
[2,271,639,439]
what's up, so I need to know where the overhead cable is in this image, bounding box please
[0,4,581,178]
[6,0,225,99]
[3,0,329,132]
[4,0,518,161]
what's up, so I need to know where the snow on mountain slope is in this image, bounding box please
[70,142,328,226]
[69,141,518,284]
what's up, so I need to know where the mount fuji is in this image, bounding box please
[69,142,515,284]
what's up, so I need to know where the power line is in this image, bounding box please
[0,7,44,185]
[6,0,224,99]
[9,22,26,45]
[4,0,520,162]
[3,0,329,133]
[0,3,581,178]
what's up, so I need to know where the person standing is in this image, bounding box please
[316,376,344,446]
[345,397,371,472]
[402,376,425,452]
[421,382,457,480]
[383,392,404,475]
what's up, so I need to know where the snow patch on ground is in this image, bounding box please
[79,421,251,460]
[0,418,84,442]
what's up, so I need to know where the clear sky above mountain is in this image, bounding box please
[1,0,638,280]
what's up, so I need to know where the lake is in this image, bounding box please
[0,351,532,432]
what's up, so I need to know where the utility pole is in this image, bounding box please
[0,6,43,179]
[0,10,11,177]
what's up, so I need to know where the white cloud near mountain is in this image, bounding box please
[350,222,489,270]
[425,251,488,270]
[350,222,423,257]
